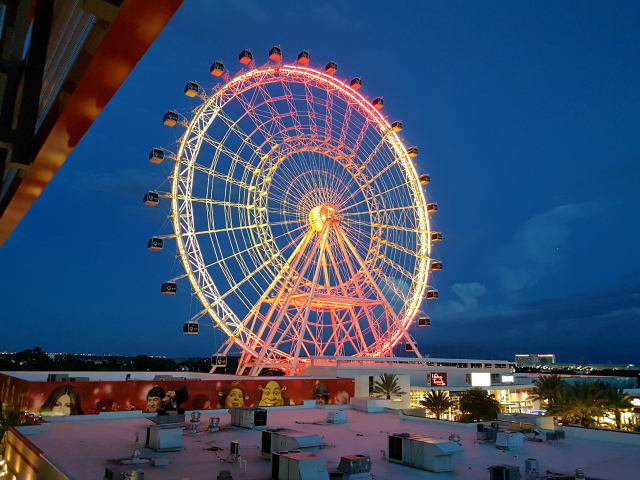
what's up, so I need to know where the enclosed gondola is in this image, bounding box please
[419,174,430,185]
[184,81,199,97]
[426,290,439,300]
[163,110,178,126]
[372,97,384,110]
[407,146,418,158]
[406,343,415,351]
[325,61,338,75]
[269,46,282,61]
[391,120,403,132]
[143,191,159,206]
[148,237,164,251]
[427,203,438,213]
[149,148,164,164]
[418,317,431,327]
[430,261,443,271]
[239,49,253,65]
[350,77,362,90]
[211,354,227,367]
[430,232,442,242]
[210,61,225,77]
[161,282,177,295]
[297,50,310,65]
[183,320,199,334]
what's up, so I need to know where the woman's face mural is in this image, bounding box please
[51,394,72,416]
[225,387,245,408]
[259,381,285,406]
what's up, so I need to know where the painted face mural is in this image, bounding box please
[219,381,249,408]
[258,381,285,406]
[39,385,84,417]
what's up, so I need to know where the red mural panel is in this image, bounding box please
[2,376,354,416]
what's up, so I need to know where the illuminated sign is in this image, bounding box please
[501,375,514,383]
[430,372,448,387]
[471,372,491,387]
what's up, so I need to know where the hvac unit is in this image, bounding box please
[337,455,371,480]
[47,373,69,382]
[145,425,183,452]
[387,433,463,472]
[271,451,329,480]
[477,424,498,442]
[496,432,523,451]
[230,407,268,429]
[524,458,540,476]
[262,429,324,459]
[488,465,521,480]
[326,410,348,424]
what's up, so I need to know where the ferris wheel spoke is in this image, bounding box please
[215,108,266,158]
[279,78,305,136]
[304,83,319,135]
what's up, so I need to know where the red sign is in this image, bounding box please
[430,372,447,387]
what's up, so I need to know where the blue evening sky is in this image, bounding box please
[1,1,639,364]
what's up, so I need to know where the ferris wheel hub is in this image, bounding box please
[308,204,339,232]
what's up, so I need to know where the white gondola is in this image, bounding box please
[372,97,384,110]
[430,232,442,242]
[183,320,199,334]
[149,148,164,164]
[147,237,164,251]
[269,46,282,61]
[430,261,443,271]
[161,282,177,295]
[427,203,438,213]
[418,317,431,327]
[143,191,159,206]
[239,49,253,65]
[297,50,310,65]
[426,290,438,300]
[184,81,199,97]
[419,174,430,185]
[350,77,362,90]
[391,120,403,132]
[163,110,178,126]
[407,146,418,157]
[210,60,224,76]
[211,354,227,367]
[325,61,338,75]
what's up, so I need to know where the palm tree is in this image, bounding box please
[602,386,633,429]
[458,387,501,421]
[371,373,406,400]
[547,382,604,427]
[529,374,567,408]
[419,390,456,419]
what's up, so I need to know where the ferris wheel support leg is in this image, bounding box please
[289,223,332,375]
[336,226,422,358]
[249,228,325,376]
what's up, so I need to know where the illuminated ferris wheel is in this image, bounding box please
[145,48,441,376]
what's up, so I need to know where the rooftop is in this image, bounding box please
[18,405,640,480]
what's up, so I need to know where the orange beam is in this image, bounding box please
[0,0,184,246]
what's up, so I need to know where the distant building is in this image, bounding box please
[515,354,556,366]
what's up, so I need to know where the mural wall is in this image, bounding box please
[0,374,354,417]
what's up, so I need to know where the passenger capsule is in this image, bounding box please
[210,61,225,76]
[430,232,442,242]
[239,49,253,65]
[325,61,338,75]
[426,290,439,300]
[161,282,177,295]
[427,203,438,213]
[184,81,199,97]
[419,174,430,185]
[149,148,164,164]
[350,77,362,90]
[183,320,199,334]
[269,46,282,61]
[163,110,178,126]
[147,237,164,251]
[418,317,431,327]
[430,261,443,271]
[143,191,159,206]
[407,146,418,158]
[372,97,384,110]
[391,120,403,132]
[297,50,310,65]
[405,343,415,351]
[211,354,227,367]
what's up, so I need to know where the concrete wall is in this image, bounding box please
[564,426,640,446]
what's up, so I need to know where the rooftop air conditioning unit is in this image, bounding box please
[271,451,329,480]
[496,432,523,451]
[488,465,521,480]
[145,425,183,452]
[326,410,347,424]
[230,407,268,430]
[337,455,371,480]
[262,429,325,459]
[387,433,463,472]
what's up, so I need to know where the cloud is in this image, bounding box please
[434,282,486,318]
[496,202,601,293]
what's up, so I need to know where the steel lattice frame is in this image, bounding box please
[167,65,434,375]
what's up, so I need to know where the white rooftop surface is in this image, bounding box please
[24,408,640,480]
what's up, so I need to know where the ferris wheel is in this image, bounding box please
[145,48,441,376]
